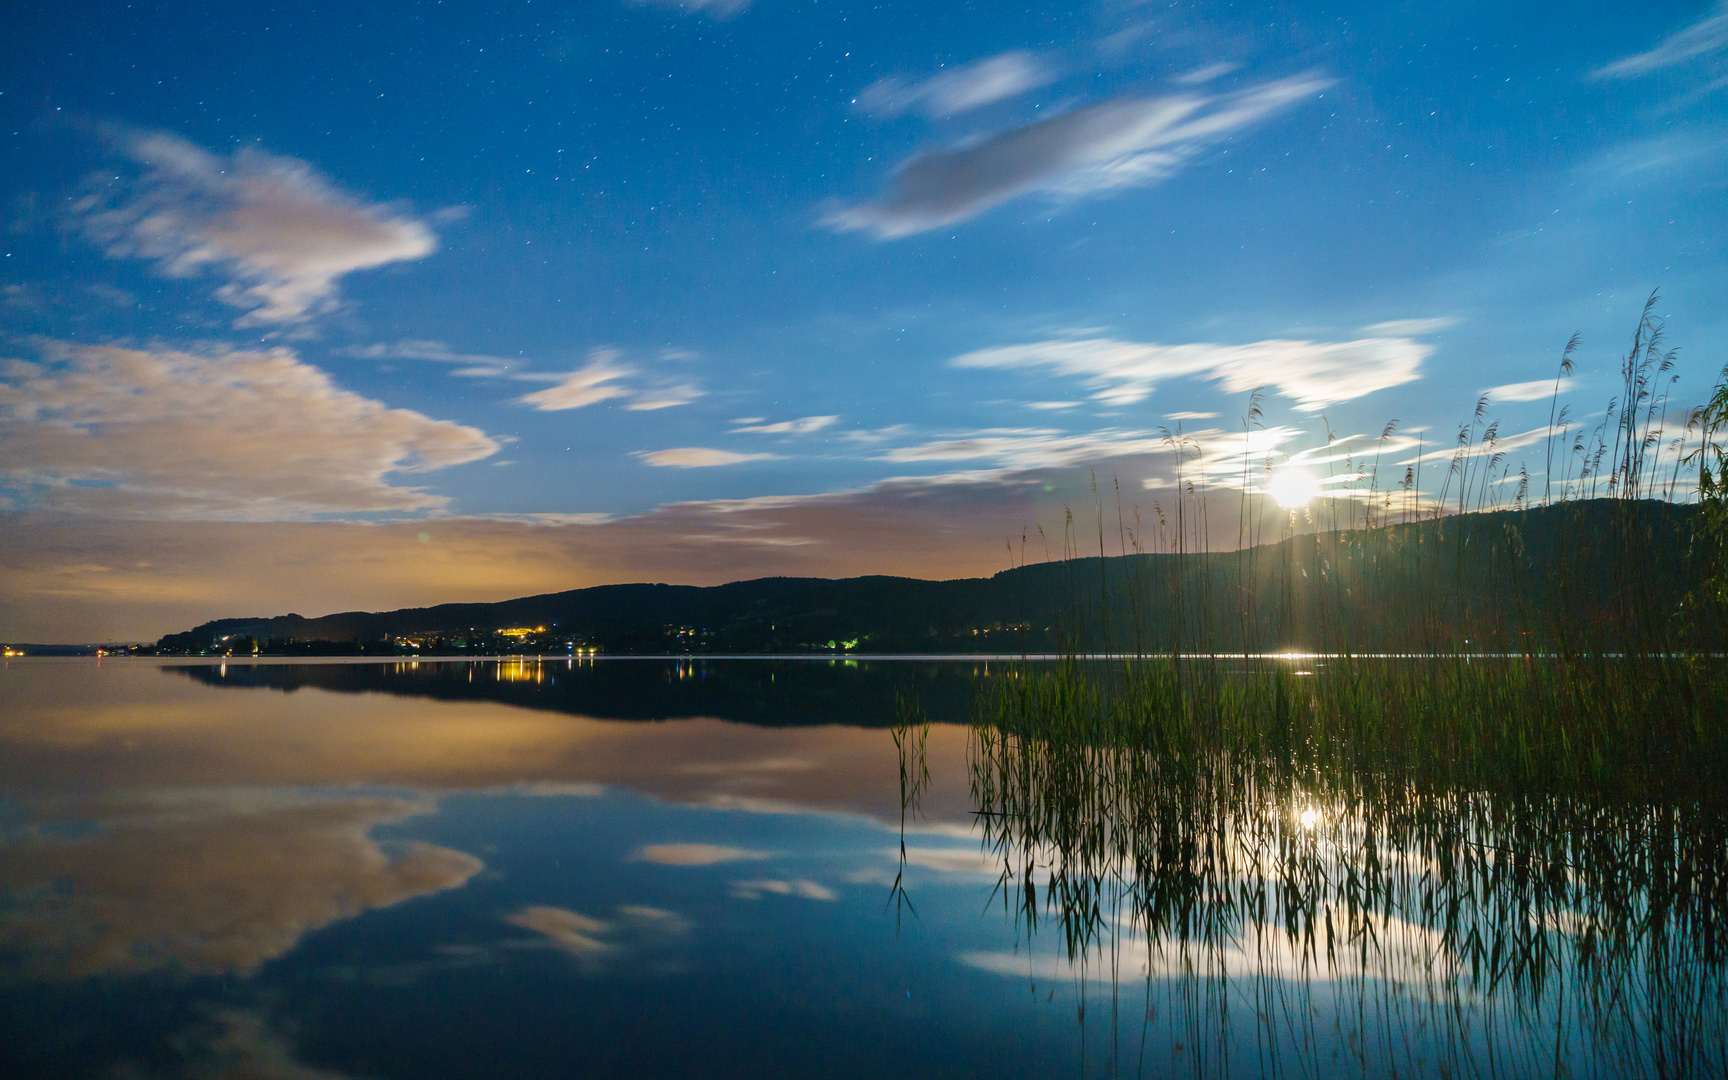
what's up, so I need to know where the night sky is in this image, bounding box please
[3,0,1725,640]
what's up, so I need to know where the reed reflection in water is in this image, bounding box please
[910,658,1728,1079]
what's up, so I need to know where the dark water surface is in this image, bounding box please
[0,657,1721,1079]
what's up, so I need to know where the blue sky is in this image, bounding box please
[2,0,1726,639]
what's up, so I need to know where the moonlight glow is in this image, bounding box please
[1267,468,1324,509]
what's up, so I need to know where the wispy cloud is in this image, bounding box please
[514,348,705,411]
[1595,2,1728,78]
[350,339,522,378]
[626,385,704,411]
[75,130,435,325]
[828,71,1331,238]
[1174,62,1239,85]
[858,51,1054,118]
[879,427,1172,469]
[634,448,778,468]
[0,342,499,519]
[951,334,1427,411]
[731,415,838,434]
[627,0,751,18]
[1362,317,1458,336]
[1486,378,1572,403]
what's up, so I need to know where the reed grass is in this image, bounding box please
[895,296,1728,1078]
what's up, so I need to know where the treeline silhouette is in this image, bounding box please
[159,499,1715,657]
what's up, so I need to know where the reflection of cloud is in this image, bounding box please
[506,905,614,955]
[730,878,837,901]
[859,51,1053,118]
[961,908,1453,986]
[0,792,481,978]
[634,448,777,467]
[185,1010,364,1080]
[488,781,607,798]
[842,866,900,887]
[1595,3,1728,78]
[829,72,1331,238]
[75,130,435,325]
[505,902,692,969]
[0,342,499,519]
[951,334,1427,411]
[0,667,984,833]
[900,846,1006,875]
[634,843,772,866]
[618,904,693,935]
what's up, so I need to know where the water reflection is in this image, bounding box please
[169,654,983,728]
[2,656,1722,1079]
[952,662,1728,1079]
[0,658,1020,1080]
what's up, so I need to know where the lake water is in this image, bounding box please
[0,656,1720,1079]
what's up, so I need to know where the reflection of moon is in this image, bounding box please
[0,792,481,978]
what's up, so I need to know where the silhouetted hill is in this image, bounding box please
[159,500,1716,655]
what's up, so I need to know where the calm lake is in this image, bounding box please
[0,656,1720,1079]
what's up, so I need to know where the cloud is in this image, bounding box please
[633,843,772,866]
[951,334,1426,411]
[730,878,837,901]
[828,71,1331,238]
[626,385,704,411]
[627,0,751,17]
[731,415,838,435]
[879,428,1173,469]
[0,342,499,519]
[4,440,1378,641]
[0,792,481,977]
[634,448,778,468]
[1174,62,1239,85]
[858,51,1054,118]
[512,348,704,411]
[1361,317,1458,336]
[515,353,635,411]
[75,130,435,325]
[1486,378,1573,403]
[350,339,522,378]
[1595,3,1728,78]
